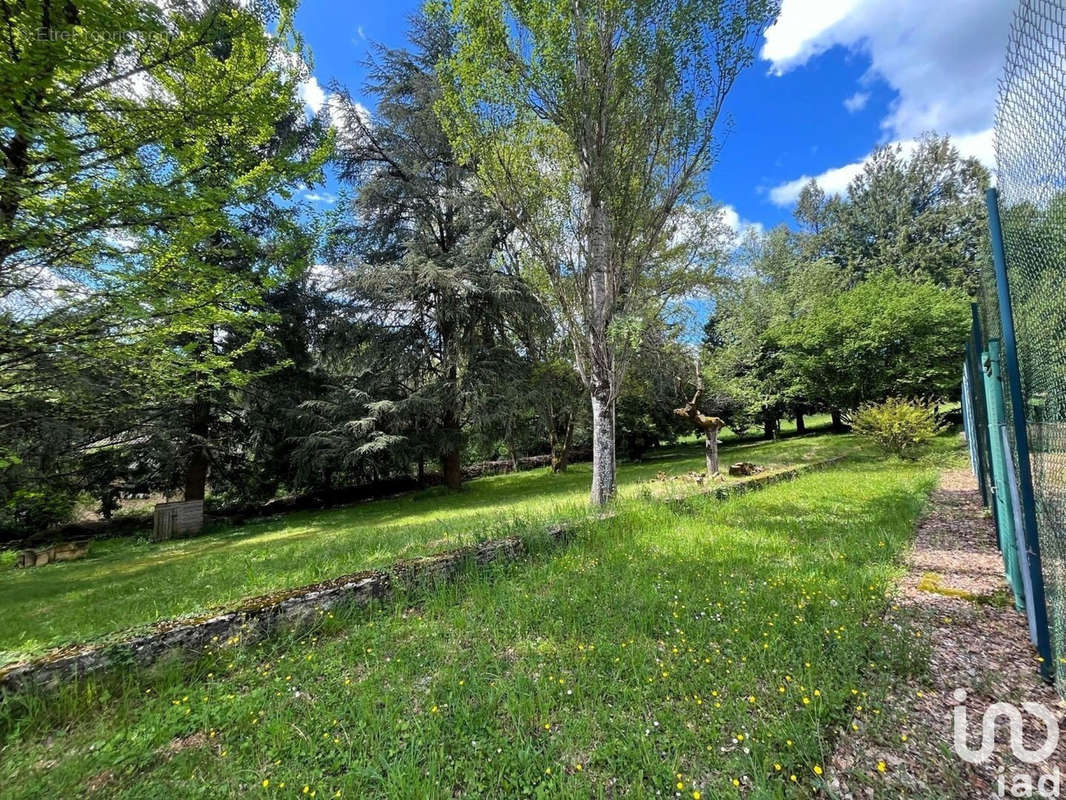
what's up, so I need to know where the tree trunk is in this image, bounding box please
[440,356,463,489]
[589,392,616,506]
[441,449,462,490]
[705,430,719,475]
[417,454,425,485]
[762,415,775,441]
[550,415,573,473]
[831,408,844,431]
[183,396,211,502]
[586,191,616,506]
[794,408,805,434]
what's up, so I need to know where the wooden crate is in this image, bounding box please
[152,500,204,542]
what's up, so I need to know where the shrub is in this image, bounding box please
[849,398,941,459]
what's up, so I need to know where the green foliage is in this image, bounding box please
[0,487,79,536]
[850,398,942,459]
[0,0,330,527]
[772,273,970,410]
[701,225,847,430]
[796,134,989,292]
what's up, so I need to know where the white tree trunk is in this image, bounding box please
[590,391,616,505]
[586,193,617,507]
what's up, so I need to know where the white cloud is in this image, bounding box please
[842,91,869,113]
[357,25,366,40]
[302,192,337,205]
[767,128,995,207]
[719,204,764,238]
[762,0,1011,144]
[298,76,326,115]
[761,0,859,71]
[762,0,1009,207]
[308,263,344,293]
[768,161,865,207]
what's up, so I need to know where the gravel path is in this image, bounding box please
[827,468,1066,799]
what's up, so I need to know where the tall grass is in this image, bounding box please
[0,430,857,664]
[0,441,958,799]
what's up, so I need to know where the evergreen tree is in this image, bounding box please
[798,135,989,292]
[325,10,533,489]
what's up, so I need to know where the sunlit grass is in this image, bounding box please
[0,427,855,664]
[0,434,961,799]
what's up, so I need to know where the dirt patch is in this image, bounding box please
[827,468,1066,799]
[158,731,208,760]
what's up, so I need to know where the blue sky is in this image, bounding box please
[292,0,1012,235]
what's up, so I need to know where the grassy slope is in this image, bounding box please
[0,438,961,799]
[0,424,851,664]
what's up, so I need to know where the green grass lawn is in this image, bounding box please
[0,424,851,665]
[0,436,960,799]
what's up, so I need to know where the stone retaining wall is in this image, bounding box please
[0,456,842,695]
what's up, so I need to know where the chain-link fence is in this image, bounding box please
[964,0,1066,689]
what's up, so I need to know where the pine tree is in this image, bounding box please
[326,10,533,489]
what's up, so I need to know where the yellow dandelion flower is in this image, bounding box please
[813,765,823,776]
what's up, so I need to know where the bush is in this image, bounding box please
[849,398,941,459]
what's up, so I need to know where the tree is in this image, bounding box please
[674,358,725,475]
[615,321,693,460]
[798,135,989,292]
[444,0,776,505]
[327,10,533,489]
[0,0,329,527]
[702,225,845,435]
[82,3,328,503]
[771,274,970,412]
[0,0,317,397]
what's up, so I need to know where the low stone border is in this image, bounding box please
[0,528,572,695]
[655,456,845,504]
[0,456,845,695]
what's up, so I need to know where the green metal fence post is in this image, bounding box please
[983,340,1025,609]
[986,186,1053,677]
[968,304,994,509]
[962,360,981,483]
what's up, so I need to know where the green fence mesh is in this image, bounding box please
[980,0,1066,688]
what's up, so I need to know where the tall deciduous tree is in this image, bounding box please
[0,0,329,519]
[443,0,775,505]
[0,0,317,394]
[770,273,970,411]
